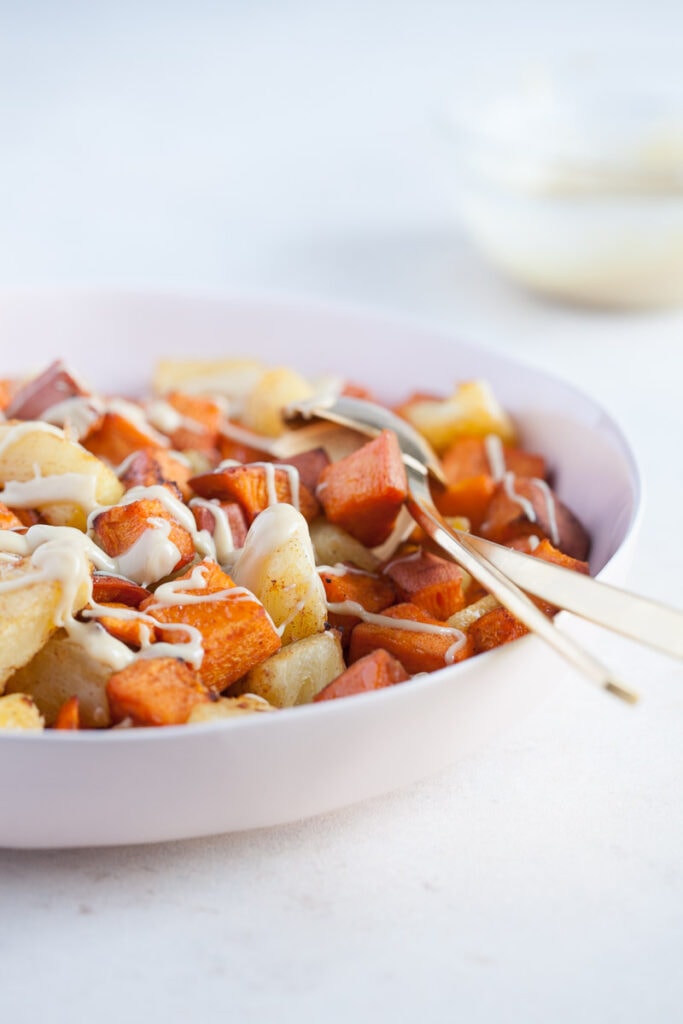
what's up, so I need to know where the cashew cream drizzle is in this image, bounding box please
[115,517,182,587]
[0,524,207,669]
[502,471,537,522]
[39,396,104,441]
[81,602,205,669]
[531,477,560,546]
[105,398,170,447]
[484,433,506,482]
[0,525,108,626]
[144,400,207,436]
[325,599,467,665]
[1,469,99,511]
[87,484,215,563]
[188,497,239,565]
[500,472,559,546]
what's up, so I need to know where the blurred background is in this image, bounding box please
[3,0,683,335]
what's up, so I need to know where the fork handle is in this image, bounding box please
[458,533,683,660]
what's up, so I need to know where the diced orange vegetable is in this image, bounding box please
[481,476,590,561]
[191,500,249,550]
[382,548,466,620]
[91,573,151,607]
[119,446,193,501]
[4,359,89,420]
[283,447,330,494]
[441,436,547,484]
[348,602,472,675]
[83,411,167,465]
[532,537,590,575]
[468,607,529,653]
[316,429,408,547]
[163,391,223,455]
[91,498,195,576]
[94,602,160,648]
[0,378,19,411]
[11,508,40,528]
[140,559,282,690]
[314,648,409,701]
[0,501,24,530]
[433,474,496,529]
[189,463,320,524]
[217,426,273,465]
[106,657,212,727]
[54,695,80,730]
[319,565,396,643]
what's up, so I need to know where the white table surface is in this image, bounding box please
[2,3,682,1022]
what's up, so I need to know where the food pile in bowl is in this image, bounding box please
[0,356,591,732]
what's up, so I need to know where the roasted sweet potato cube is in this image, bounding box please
[314,648,409,702]
[83,411,167,465]
[140,559,282,690]
[218,424,274,465]
[162,391,223,455]
[191,500,249,551]
[468,607,529,653]
[283,448,330,493]
[441,436,547,485]
[189,463,320,524]
[432,474,496,530]
[316,429,408,547]
[106,657,212,727]
[93,602,160,648]
[91,573,151,607]
[532,537,590,575]
[119,446,193,501]
[53,695,80,731]
[319,564,397,643]
[4,359,89,420]
[382,548,466,620]
[0,378,19,412]
[348,602,472,675]
[90,499,195,584]
[480,475,590,561]
[0,501,24,530]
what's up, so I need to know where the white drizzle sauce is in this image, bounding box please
[484,433,507,481]
[115,517,182,587]
[326,599,467,665]
[531,477,560,546]
[502,471,537,522]
[144,400,206,436]
[106,398,170,447]
[188,497,238,565]
[40,396,104,441]
[1,469,99,512]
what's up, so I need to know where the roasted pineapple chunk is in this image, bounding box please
[232,504,328,644]
[398,380,517,454]
[0,422,123,528]
[238,630,345,707]
[0,692,45,731]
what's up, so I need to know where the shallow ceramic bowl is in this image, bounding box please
[0,290,642,848]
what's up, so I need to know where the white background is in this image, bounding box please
[1,3,682,1022]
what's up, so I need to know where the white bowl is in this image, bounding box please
[0,289,642,848]
[443,54,683,308]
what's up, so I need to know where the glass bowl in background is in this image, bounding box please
[442,53,683,309]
